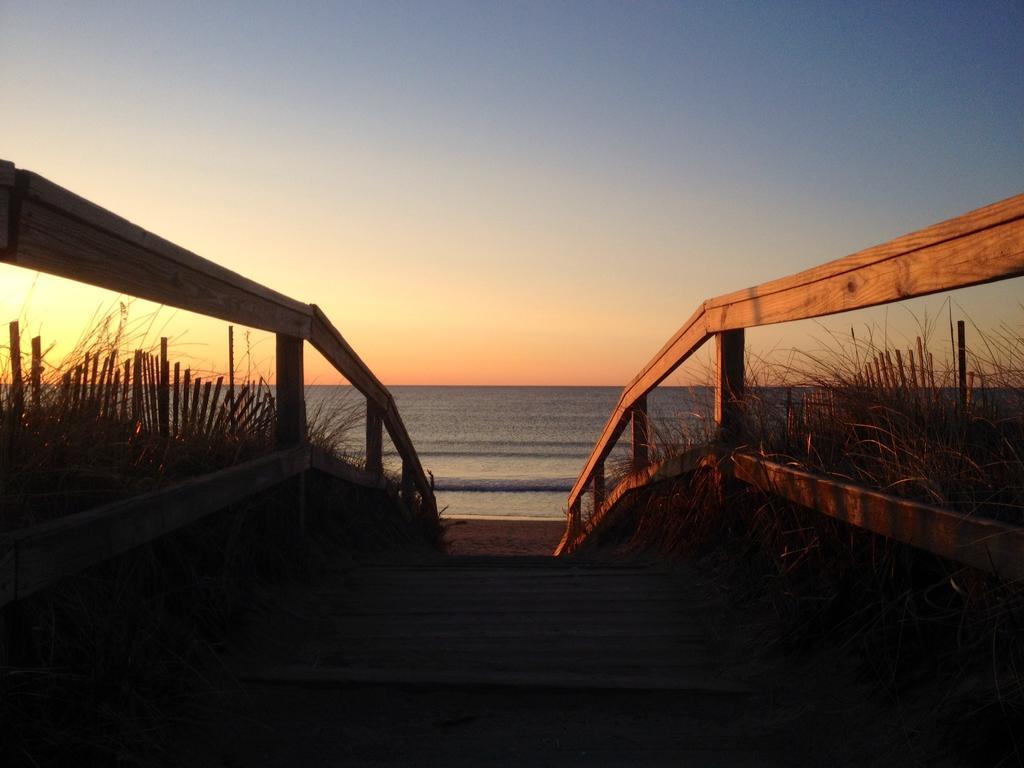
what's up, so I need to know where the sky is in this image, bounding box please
[1,1,1022,385]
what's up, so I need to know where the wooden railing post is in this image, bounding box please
[275,334,305,447]
[631,395,650,470]
[593,460,606,513]
[401,460,415,511]
[366,400,383,474]
[276,333,306,536]
[715,329,745,439]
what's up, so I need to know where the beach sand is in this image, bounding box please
[442,517,565,556]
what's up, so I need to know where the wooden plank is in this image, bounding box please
[704,214,1024,331]
[733,453,1024,582]
[16,171,311,334]
[310,446,388,491]
[4,447,311,606]
[308,306,388,406]
[275,334,305,447]
[13,199,312,337]
[237,664,750,693]
[715,329,744,436]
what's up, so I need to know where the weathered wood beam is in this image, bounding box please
[308,305,389,406]
[733,453,1024,582]
[2,447,312,607]
[704,199,1024,331]
[14,198,312,336]
[9,170,312,335]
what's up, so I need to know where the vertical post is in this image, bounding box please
[631,394,649,470]
[366,400,384,474]
[158,337,170,437]
[715,329,745,439]
[275,334,305,447]
[569,497,582,540]
[276,333,306,537]
[30,336,41,410]
[401,459,415,513]
[957,320,967,410]
[593,460,605,513]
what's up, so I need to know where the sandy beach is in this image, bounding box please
[442,517,565,556]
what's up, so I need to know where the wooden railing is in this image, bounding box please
[558,191,1024,580]
[0,159,436,608]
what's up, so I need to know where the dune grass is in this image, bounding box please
[584,315,1024,765]
[0,311,439,766]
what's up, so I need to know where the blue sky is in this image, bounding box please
[2,1,1022,383]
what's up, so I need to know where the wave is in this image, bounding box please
[435,477,575,493]
[422,450,585,459]
[403,440,598,460]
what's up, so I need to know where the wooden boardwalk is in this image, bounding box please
[180,554,918,766]
[236,557,748,694]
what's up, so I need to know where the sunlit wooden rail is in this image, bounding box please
[0,159,436,609]
[558,191,1024,580]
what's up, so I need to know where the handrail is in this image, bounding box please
[0,158,436,514]
[564,192,1024,550]
[0,445,413,610]
[564,448,1024,582]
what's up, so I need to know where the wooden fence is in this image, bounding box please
[0,159,436,609]
[557,191,1024,581]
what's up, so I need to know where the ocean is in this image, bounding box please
[306,386,713,520]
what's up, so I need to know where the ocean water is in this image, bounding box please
[306,386,712,520]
